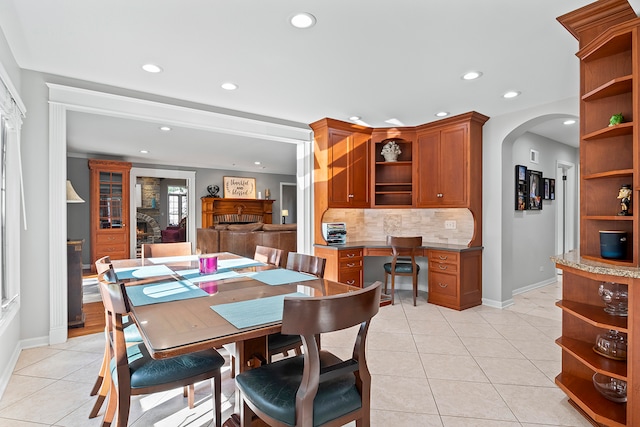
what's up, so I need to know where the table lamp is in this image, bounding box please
[282,209,288,224]
[66,180,85,203]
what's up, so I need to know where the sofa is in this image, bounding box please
[196,223,297,267]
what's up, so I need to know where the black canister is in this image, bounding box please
[600,231,627,259]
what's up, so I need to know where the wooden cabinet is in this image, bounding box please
[326,127,370,208]
[314,246,363,288]
[554,263,638,427]
[89,159,131,266]
[427,249,482,311]
[555,2,640,425]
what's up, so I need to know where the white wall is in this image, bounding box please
[510,132,578,293]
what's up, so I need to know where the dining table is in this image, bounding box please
[110,251,361,426]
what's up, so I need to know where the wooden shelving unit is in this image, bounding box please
[555,1,640,424]
[372,138,413,207]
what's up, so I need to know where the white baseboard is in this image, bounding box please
[0,343,21,402]
[512,277,558,296]
[482,298,514,309]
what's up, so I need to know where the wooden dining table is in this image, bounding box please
[111,252,360,425]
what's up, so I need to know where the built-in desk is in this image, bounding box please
[314,241,482,310]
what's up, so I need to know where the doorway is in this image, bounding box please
[280,182,296,224]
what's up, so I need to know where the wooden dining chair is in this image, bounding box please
[254,245,283,266]
[235,281,382,427]
[97,273,225,427]
[89,257,144,419]
[141,241,192,258]
[265,253,328,364]
[383,235,423,306]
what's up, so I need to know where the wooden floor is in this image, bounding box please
[68,271,106,338]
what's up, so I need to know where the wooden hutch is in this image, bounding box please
[554,1,640,425]
[201,197,274,228]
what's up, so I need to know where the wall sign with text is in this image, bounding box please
[223,176,256,199]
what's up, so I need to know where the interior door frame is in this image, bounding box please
[130,167,196,255]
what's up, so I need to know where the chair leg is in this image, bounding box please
[413,272,417,306]
[186,384,195,409]
[230,355,236,378]
[89,357,111,418]
[116,382,131,427]
[390,274,396,305]
[102,377,117,426]
[383,272,388,294]
[90,339,109,396]
[212,372,222,427]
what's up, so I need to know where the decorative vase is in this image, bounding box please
[383,153,399,162]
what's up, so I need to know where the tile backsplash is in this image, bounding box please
[322,208,474,245]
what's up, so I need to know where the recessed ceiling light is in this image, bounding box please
[563,119,576,125]
[140,150,149,154]
[142,63,162,73]
[385,118,405,126]
[503,91,521,99]
[290,12,316,29]
[435,111,449,117]
[159,126,171,131]
[462,71,482,80]
[349,116,361,121]
[221,82,238,90]
[254,161,261,165]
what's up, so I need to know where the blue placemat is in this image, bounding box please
[127,279,209,306]
[211,292,308,329]
[249,269,319,286]
[114,264,175,280]
[148,255,199,264]
[217,257,265,270]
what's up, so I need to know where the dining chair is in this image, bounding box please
[235,281,382,427]
[89,256,144,419]
[266,253,328,363]
[141,241,192,258]
[97,272,225,427]
[254,245,283,266]
[383,235,423,305]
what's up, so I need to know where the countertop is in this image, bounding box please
[314,240,482,253]
[552,250,640,279]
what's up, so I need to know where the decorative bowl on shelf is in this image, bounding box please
[593,330,627,360]
[598,282,628,317]
[592,373,627,403]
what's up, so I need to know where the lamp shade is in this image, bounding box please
[281,209,289,217]
[66,180,85,203]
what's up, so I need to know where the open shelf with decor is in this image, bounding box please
[372,138,413,207]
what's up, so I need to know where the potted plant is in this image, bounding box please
[381,140,401,162]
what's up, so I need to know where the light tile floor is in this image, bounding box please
[0,279,596,426]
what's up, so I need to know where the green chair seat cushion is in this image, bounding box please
[110,344,225,389]
[235,351,361,426]
[383,262,419,274]
[268,332,302,353]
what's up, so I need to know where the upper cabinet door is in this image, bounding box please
[416,123,468,208]
[328,128,370,208]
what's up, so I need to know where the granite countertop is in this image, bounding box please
[314,240,482,252]
[552,250,640,279]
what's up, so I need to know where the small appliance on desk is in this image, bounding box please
[322,222,347,245]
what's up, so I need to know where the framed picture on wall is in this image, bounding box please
[543,178,551,200]
[549,179,555,200]
[527,170,543,210]
[223,176,257,199]
[515,164,527,210]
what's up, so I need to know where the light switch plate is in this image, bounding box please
[445,220,456,230]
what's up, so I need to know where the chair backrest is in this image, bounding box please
[285,252,326,278]
[386,235,422,259]
[142,242,192,259]
[254,245,283,266]
[95,255,112,276]
[280,282,382,426]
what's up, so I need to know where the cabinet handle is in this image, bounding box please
[438,265,448,270]
[107,236,116,241]
[346,253,355,258]
[437,193,443,198]
[347,263,355,267]
[438,283,448,288]
[346,280,355,285]
[438,255,448,260]
[348,194,354,198]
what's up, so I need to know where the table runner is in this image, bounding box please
[210,292,308,329]
[127,279,208,306]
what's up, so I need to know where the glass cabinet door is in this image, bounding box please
[98,171,124,229]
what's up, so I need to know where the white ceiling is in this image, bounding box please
[1,0,627,175]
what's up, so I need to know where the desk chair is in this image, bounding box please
[383,235,422,306]
[97,271,225,427]
[142,241,192,258]
[235,282,382,427]
[254,245,283,266]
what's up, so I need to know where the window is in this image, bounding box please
[168,185,187,226]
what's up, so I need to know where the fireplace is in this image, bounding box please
[201,198,274,228]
